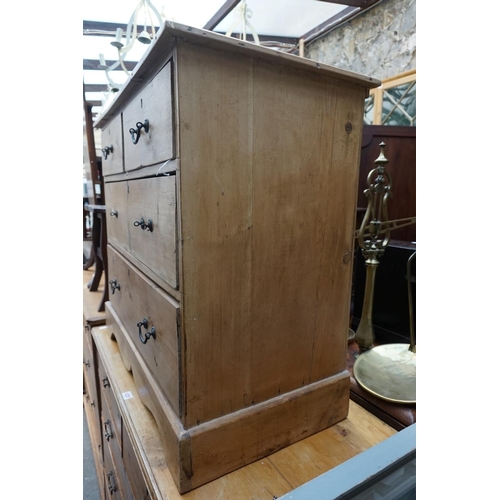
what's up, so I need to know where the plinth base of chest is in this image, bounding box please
[105,302,349,493]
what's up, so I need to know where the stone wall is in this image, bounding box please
[305,0,415,81]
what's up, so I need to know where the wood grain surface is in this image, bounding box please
[123,60,175,170]
[177,41,366,427]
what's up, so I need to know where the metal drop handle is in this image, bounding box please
[109,279,121,294]
[102,377,110,388]
[110,209,118,217]
[107,471,117,495]
[129,119,149,144]
[102,145,113,159]
[137,318,156,344]
[104,420,113,441]
[133,217,153,232]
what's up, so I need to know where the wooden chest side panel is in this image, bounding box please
[250,61,365,393]
[177,41,365,427]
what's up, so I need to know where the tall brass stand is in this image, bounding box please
[352,142,417,404]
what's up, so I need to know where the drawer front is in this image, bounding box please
[122,426,151,500]
[97,353,123,454]
[123,60,174,171]
[83,334,98,407]
[104,180,129,252]
[101,114,124,176]
[103,434,124,500]
[102,382,123,454]
[102,393,120,452]
[107,245,181,415]
[83,371,100,439]
[101,380,135,500]
[127,175,178,289]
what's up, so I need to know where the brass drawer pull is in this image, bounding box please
[109,279,121,294]
[102,145,113,159]
[133,217,153,232]
[107,471,117,495]
[129,119,149,145]
[102,377,110,388]
[109,209,118,217]
[104,420,113,441]
[137,318,156,344]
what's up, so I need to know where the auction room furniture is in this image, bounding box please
[83,317,397,500]
[85,204,109,312]
[83,88,105,270]
[83,268,106,497]
[93,21,380,494]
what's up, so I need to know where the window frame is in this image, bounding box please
[367,69,416,126]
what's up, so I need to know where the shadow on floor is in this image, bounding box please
[83,407,101,499]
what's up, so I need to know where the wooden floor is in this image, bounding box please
[84,267,397,499]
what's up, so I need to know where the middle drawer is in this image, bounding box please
[107,245,181,415]
[105,174,178,291]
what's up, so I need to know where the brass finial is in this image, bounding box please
[374,142,389,172]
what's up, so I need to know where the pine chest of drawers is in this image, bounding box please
[95,21,380,494]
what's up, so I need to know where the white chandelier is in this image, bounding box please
[225,0,260,44]
[98,0,163,99]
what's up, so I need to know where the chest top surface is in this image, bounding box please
[94,20,380,130]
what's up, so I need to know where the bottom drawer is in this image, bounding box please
[98,351,123,454]
[123,426,151,500]
[103,436,123,500]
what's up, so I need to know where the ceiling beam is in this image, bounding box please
[316,0,378,6]
[204,0,241,30]
[301,6,359,42]
[84,58,137,71]
[303,0,381,42]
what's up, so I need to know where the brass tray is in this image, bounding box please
[353,343,416,404]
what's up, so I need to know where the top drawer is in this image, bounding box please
[101,114,123,176]
[123,60,175,171]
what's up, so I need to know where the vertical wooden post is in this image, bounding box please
[299,38,305,57]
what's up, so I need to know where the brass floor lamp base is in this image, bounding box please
[353,343,416,404]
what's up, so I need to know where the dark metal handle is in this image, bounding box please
[129,119,149,144]
[107,471,117,495]
[133,217,153,232]
[102,145,113,159]
[109,279,121,294]
[110,209,118,217]
[104,420,113,441]
[102,377,110,388]
[83,359,90,368]
[137,318,156,344]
